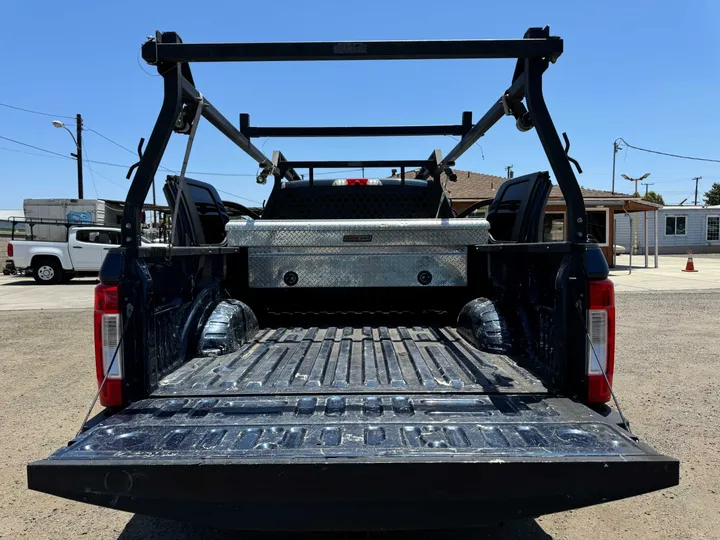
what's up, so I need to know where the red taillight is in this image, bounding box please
[94,283,123,407]
[7,243,12,257]
[586,279,615,403]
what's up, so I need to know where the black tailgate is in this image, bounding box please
[28,394,678,530]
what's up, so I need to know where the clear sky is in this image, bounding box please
[1,0,719,210]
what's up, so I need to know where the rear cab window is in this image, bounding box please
[75,230,121,244]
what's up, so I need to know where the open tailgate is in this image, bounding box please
[28,394,678,530]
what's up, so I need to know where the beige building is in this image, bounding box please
[404,170,660,267]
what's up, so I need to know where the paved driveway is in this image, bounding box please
[0,274,96,310]
[610,253,720,292]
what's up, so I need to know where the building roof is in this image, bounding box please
[398,169,634,201]
[660,205,720,210]
[548,185,633,200]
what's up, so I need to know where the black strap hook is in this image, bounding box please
[125,137,146,180]
[562,132,583,175]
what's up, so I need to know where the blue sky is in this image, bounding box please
[1,0,719,210]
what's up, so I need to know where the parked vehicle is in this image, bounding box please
[6,220,157,284]
[27,28,678,531]
[7,225,123,284]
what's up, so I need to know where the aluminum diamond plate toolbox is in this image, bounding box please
[226,218,490,247]
[247,246,467,288]
[227,219,488,288]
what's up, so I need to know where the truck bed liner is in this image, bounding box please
[154,326,545,396]
[48,395,645,459]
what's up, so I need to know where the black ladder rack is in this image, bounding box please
[122,26,586,248]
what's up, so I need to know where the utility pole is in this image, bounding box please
[52,114,84,199]
[693,176,702,205]
[505,165,514,179]
[75,114,84,199]
[641,182,653,267]
[612,138,623,194]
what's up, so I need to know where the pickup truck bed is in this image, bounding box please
[155,326,545,396]
[28,325,676,530]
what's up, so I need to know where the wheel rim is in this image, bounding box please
[37,265,55,281]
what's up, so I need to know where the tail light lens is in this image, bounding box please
[586,279,616,403]
[94,283,123,407]
[332,178,382,186]
[7,243,12,257]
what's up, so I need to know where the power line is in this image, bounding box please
[83,146,99,199]
[2,132,370,180]
[0,137,260,178]
[84,164,125,189]
[0,146,74,161]
[314,168,363,176]
[619,138,720,164]
[0,134,70,158]
[0,102,75,120]
[1,100,153,163]
[214,188,262,205]
[84,128,138,156]
[185,170,256,177]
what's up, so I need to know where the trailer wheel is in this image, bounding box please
[32,259,62,285]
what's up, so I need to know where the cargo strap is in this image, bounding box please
[168,94,205,259]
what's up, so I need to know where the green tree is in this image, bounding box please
[704,183,720,206]
[642,191,665,205]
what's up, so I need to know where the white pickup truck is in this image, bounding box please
[7,226,125,284]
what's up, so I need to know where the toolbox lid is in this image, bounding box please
[226,218,490,247]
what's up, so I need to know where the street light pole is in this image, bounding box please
[52,115,84,199]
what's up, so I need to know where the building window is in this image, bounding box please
[586,209,608,245]
[665,216,686,236]
[543,213,565,242]
[708,216,720,241]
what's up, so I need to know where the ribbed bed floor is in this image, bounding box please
[154,326,545,396]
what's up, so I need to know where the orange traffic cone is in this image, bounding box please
[682,251,698,272]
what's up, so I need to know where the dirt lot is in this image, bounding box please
[0,293,718,540]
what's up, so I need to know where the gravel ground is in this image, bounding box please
[1,294,718,539]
